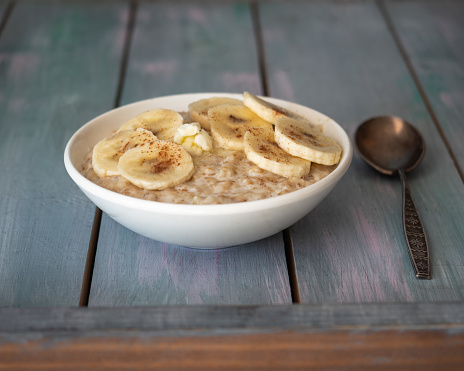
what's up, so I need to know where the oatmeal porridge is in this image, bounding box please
[82,148,337,204]
[81,93,341,205]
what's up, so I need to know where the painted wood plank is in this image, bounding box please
[260,1,464,303]
[3,330,463,370]
[386,0,464,173]
[3,302,464,332]
[0,1,127,306]
[120,2,262,102]
[1,303,464,369]
[88,2,291,306]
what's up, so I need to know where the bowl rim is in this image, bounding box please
[64,92,353,216]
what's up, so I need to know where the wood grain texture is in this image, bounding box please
[2,331,463,370]
[259,1,464,303]
[1,303,464,370]
[120,1,262,103]
[0,330,464,370]
[0,1,127,306]
[386,0,464,175]
[88,2,291,306]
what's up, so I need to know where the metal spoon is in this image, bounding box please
[355,116,430,279]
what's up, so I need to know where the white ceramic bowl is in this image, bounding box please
[64,93,352,249]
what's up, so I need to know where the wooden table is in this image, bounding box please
[1,0,463,368]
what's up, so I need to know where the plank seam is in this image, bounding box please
[250,1,269,96]
[377,0,464,184]
[79,0,138,307]
[79,208,102,307]
[114,0,138,108]
[0,0,15,39]
[251,1,300,304]
[283,229,301,303]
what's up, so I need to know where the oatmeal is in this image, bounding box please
[82,93,341,205]
[82,147,336,204]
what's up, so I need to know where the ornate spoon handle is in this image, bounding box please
[399,169,430,279]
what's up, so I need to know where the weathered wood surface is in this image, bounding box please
[1,303,464,369]
[88,2,291,306]
[3,331,461,370]
[386,0,464,175]
[0,1,127,306]
[3,302,464,332]
[260,0,464,303]
[3,330,463,370]
[120,2,262,101]
[0,0,463,367]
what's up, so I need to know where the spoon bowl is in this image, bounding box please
[355,116,425,175]
[355,116,430,279]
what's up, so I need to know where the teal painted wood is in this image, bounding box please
[386,0,464,174]
[121,1,262,103]
[88,2,291,306]
[0,1,127,306]
[260,1,464,303]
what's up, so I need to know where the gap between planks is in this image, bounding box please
[377,0,464,184]
[79,0,138,307]
[250,2,269,99]
[0,0,15,38]
[79,208,102,306]
[251,1,301,304]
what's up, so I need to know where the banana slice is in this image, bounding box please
[92,128,158,177]
[275,117,341,165]
[208,104,273,150]
[243,91,305,124]
[189,97,243,130]
[117,141,195,190]
[244,127,311,178]
[118,108,183,141]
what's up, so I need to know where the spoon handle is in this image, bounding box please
[399,169,430,279]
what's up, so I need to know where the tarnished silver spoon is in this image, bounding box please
[355,116,430,279]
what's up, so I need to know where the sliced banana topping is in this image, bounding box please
[275,117,341,165]
[244,127,312,178]
[90,95,342,193]
[243,91,308,124]
[92,128,158,178]
[208,104,273,151]
[117,141,195,190]
[118,108,183,141]
[173,122,213,156]
[189,97,243,130]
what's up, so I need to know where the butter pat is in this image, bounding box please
[174,122,213,156]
